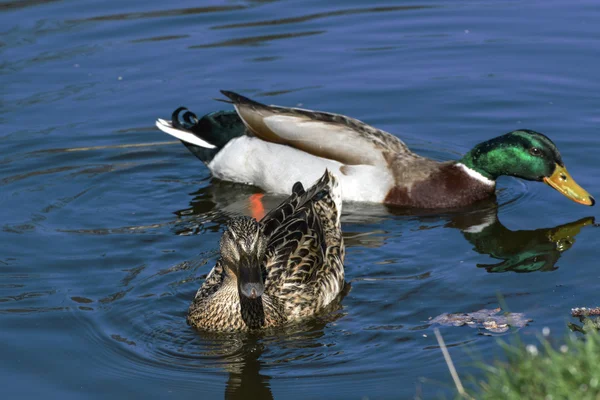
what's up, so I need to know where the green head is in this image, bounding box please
[460,130,594,206]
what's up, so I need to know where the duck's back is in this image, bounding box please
[262,171,345,319]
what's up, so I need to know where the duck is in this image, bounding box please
[156,91,594,209]
[186,170,345,332]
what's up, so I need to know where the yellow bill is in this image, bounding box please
[543,164,595,206]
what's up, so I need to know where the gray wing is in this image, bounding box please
[220,90,419,167]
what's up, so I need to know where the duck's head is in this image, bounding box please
[220,217,267,300]
[460,130,594,206]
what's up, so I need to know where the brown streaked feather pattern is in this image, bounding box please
[194,260,224,300]
[186,170,344,331]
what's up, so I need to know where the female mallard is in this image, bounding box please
[156,91,594,209]
[187,170,345,332]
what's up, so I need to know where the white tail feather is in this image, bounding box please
[155,119,216,149]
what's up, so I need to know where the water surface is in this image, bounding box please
[2,0,599,398]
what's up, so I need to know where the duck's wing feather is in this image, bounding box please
[261,171,343,301]
[220,90,418,167]
[264,204,327,297]
[261,176,330,235]
[264,209,324,288]
[193,260,224,300]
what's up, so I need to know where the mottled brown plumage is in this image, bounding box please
[187,170,345,332]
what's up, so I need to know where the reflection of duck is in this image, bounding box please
[192,300,348,400]
[447,206,594,273]
[172,180,390,248]
[187,171,345,331]
[174,182,593,274]
[222,339,273,400]
[156,91,594,208]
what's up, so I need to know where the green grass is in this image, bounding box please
[469,319,600,400]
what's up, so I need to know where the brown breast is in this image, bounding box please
[384,163,495,208]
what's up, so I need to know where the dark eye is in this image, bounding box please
[529,147,542,156]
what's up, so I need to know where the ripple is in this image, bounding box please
[67,259,354,398]
[352,272,432,282]
[40,188,91,213]
[0,289,56,303]
[71,296,94,304]
[212,5,437,30]
[189,31,325,49]
[248,56,281,63]
[69,5,247,23]
[99,288,133,304]
[130,34,189,44]
[30,140,179,155]
[68,313,227,393]
[0,165,79,185]
[0,0,62,12]
[0,306,69,314]
[496,177,531,212]
[111,334,136,346]
[1,160,137,190]
[354,46,398,52]
[8,82,97,109]
[258,86,321,97]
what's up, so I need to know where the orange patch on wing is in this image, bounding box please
[249,193,266,220]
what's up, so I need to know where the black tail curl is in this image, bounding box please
[172,107,200,132]
[167,106,248,164]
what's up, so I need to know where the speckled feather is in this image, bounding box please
[186,170,344,331]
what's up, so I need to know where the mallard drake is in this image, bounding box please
[186,170,345,332]
[156,91,594,209]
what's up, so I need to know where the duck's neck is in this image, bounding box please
[238,293,267,328]
[239,291,286,329]
[454,162,496,187]
[459,145,500,182]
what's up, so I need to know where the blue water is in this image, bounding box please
[1,0,599,398]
